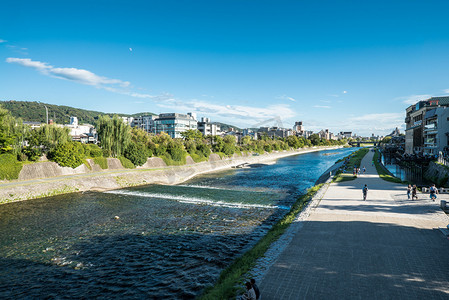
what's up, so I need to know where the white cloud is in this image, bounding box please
[6,57,133,92]
[0,39,7,43]
[313,105,331,109]
[343,90,347,94]
[157,98,295,127]
[398,94,432,105]
[302,112,404,136]
[443,89,449,94]
[129,48,133,52]
[6,57,50,70]
[277,95,296,102]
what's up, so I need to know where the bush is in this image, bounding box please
[85,144,103,158]
[124,142,148,166]
[0,153,23,180]
[48,141,85,168]
[118,156,135,169]
[93,157,108,169]
[22,147,42,162]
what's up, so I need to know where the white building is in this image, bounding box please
[197,117,221,136]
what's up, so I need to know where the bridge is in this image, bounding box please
[348,141,378,147]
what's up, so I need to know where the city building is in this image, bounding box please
[257,127,294,138]
[130,115,157,133]
[405,96,449,155]
[293,121,305,135]
[65,116,97,143]
[197,117,221,136]
[153,112,197,138]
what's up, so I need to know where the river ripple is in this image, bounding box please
[0,148,357,299]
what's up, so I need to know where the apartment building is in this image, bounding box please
[197,117,220,136]
[405,96,449,155]
[153,112,197,138]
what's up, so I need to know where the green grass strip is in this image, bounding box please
[332,148,369,182]
[198,184,323,300]
[373,150,404,184]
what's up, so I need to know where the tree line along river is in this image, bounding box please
[0,147,358,299]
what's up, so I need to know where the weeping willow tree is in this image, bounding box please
[0,105,29,154]
[28,124,71,151]
[96,115,130,157]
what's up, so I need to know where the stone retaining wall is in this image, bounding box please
[0,147,342,203]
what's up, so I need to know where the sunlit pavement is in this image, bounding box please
[260,149,449,299]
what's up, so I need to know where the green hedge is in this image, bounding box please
[93,157,108,169]
[118,156,135,169]
[0,153,23,180]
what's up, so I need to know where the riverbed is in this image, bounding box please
[0,147,357,299]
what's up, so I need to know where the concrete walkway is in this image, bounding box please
[260,150,449,299]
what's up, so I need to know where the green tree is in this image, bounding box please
[181,129,203,141]
[308,134,320,146]
[48,141,85,168]
[124,141,148,166]
[96,115,131,157]
[28,125,70,151]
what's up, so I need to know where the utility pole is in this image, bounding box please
[44,105,49,124]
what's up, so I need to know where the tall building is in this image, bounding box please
[257,127,293,138]
[153,112,198,138]
[293,121,304,135]
[197,117,221,136]
[405,96,449,155]
[131,115,157,133]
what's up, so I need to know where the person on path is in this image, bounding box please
[412,185,418,200]
[250,279,260,300]
[362,166,366,174]
[407,184,411,200]
[429,184,439,201]
[240,282,256,300]
[362,184,368,201]
[353,167,356,176]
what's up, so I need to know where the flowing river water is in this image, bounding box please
[0,148,357,299]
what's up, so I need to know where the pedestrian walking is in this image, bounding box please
[429,184,438,201]
[353,167,356,176]
[240,282,256,300]
[407,184,411,200]
[362,166,366,174]
[412,184,417,200]
[362,184,368,201]
[250,279,260,300]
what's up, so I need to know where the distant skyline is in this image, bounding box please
[1,0,449,136]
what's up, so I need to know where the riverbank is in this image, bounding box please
[0,146,343,203]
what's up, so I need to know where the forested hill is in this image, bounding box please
[0,100,156,125]
[1,100,240,130]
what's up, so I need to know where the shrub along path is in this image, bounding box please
[259,149,449,299]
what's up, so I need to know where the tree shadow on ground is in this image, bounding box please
[260,220,449,299]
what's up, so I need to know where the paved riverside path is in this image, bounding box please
[259,150,449,299]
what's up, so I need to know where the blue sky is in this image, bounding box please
[1,0,449,135]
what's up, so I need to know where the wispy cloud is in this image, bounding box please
[397,94,432,105]
[6,57,131,89]
[158,98,295,127]
[343,90,347,94]
[313,105,331,109]
[277,95,296,102]
[0,39,7,43]
[303,112,404,136]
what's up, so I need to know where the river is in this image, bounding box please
[0,147,357,299]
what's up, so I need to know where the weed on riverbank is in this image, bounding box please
[198,184,322,300]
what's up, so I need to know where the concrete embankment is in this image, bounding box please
[0,146,342,203]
